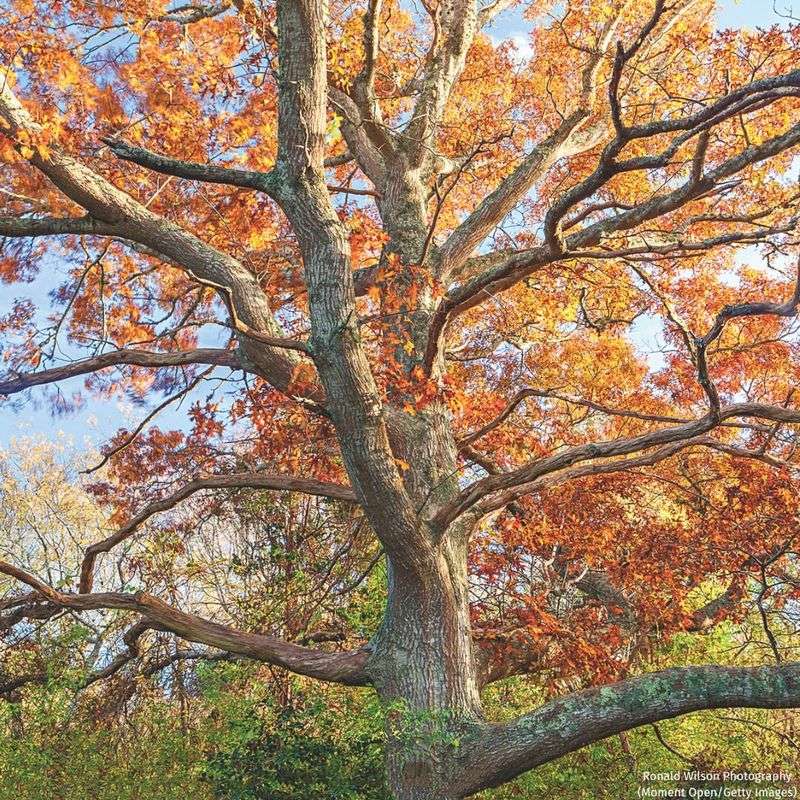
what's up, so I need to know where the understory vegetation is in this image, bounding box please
[2,625,798,800]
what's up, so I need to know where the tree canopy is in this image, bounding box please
[2,1,800,798]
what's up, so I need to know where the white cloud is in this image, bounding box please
[489,32,534,64]
[509,34,534,63]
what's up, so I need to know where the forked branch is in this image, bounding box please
[436,400,800,527]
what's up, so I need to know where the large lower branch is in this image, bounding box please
[0,561,370,686]
[469,433,793,519]
[457,662,800,796]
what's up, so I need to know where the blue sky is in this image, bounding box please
[0,0,795,452]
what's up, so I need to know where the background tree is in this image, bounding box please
[0,438,391,800]
[2,1,800,797]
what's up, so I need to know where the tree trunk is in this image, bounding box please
[367,536,482,800]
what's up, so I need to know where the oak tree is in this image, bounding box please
[3,0,800,797]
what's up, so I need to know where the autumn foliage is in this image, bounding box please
[2,0,800,797]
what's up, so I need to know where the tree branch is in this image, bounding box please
[458,661,800,796]
[399,0,480,169]
[155,3,231,24]
[327,87,388,188]
[0,214,118,238]
[0,79,316,403]
[346,0,395,169]
[437,113,604,280]
[0,561,370,686]
[458,388,688,449]
[427,70,800,350]
[271,0,425,571]
[435,0,672,279]
[102,138,273,193]
[0,348,243,396]
[436,400,800,527]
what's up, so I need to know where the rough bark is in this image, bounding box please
[454,663,800,797]
[368,541,481,799]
